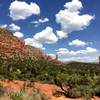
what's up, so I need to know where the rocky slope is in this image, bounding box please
[0,28,55,61]
[0,28,63,65]
[0,28,27,58]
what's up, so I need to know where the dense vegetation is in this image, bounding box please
[0,55,100,100]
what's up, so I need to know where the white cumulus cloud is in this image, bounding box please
[9,0,40,20]
[24,27,58,49]
[0,24,7,28]
[31,18,49,27]
[34,27,58,44]
[24,38,43,49]
[0,24,23,38]
[9,23,21,31]
[48,53,55,59]
[61,56,98,62]
[69,39,88,47]
[56,31,67,39]
[38,18,49,23]
[56,48,69,55]
[56,0,94,38]
[64,0,83,12]
[86,47,97,53]
[13,32,24,38]
[56,47,97,56]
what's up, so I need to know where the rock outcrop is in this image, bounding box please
[0,28,62,64]
[0,28,27,58]
[0,28,52,60]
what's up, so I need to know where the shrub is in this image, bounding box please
[8,90,23,100]
[67,87,81,98]
[77,85,93,100]
[32,88,49,100]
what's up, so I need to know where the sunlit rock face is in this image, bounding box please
[0,28,27,58]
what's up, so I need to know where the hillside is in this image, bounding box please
[0,28,27,57]
[0,28,54,61]
[0,28,100,100]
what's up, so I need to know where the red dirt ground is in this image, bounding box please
[0,80,99,100]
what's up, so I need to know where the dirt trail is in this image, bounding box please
[0,80,99,100]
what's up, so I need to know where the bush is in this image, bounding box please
[8,90,23,100]
[76,85,93,100]
[32,88,49,100]
[67,88,81,98]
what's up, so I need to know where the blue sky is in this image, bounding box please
[0,0,100,62]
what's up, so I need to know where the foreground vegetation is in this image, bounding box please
[0,55,100,100]
[0,83,49,100]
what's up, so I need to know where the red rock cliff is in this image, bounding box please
[0,28,27,57]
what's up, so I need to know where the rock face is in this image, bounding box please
[0,28,62,64]
[26,45,52,60]
[0,28,52,60]
[0,28,27,58]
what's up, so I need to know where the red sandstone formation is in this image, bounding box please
[0,28,27,57]
[0,28,60,62]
